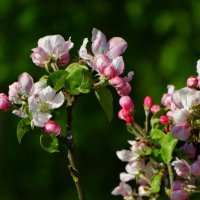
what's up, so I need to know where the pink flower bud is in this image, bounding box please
[186,75,198,88]
[143,96,153,109]
[43,120,61,136]
[160,115,169,124]
[117,83,131,96]
[118,109,133,124]
[150,104,161,115]
[8,82,20,104]
[0,93,11,111]
[171,158,191,178]
[119,96,134,110]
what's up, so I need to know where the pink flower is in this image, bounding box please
[31,35,74,67]
[150,104,161,115]
[43,120,61,136]
[93,54,124,78]
[0,93,11,111]
[125,159,145,175]
[161,85,175,109]
[143,96,153,110]
[118,96,134,124]
[109,72,133,96]
[186,75,198,88]
[181,143,196,159]
[18,72,34,95]
[171,124,190,141]
[171,158,191,178]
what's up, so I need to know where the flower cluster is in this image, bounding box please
[79,28,134,124]
[112,60,200,200]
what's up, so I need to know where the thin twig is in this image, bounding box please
[66,104,85,200]
[167,163,173,191]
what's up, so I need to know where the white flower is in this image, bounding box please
[28,86,64,127]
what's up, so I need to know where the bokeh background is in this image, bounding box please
[0,0,200,199]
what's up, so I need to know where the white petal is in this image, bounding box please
[120,172,134,182]
[18,72,34,95]
[12,110,27,118]
[48,91,65,109]
[32,81,46,95]
[39,86,56,102]
[111,56,124,76]
[32,112,52,127]
[79,38,93,61]
[111,182,132,197]
[28,95,40,112]
[116,150,133,162]
[197,59,200,78]
[91,28,107,55]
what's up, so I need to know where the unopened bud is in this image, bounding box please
[186,75,198,88]
[160,115,169,124]
[0,93,11,111]
[43,120,61,136]
[143,96,153,110]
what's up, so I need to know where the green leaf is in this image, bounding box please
[47,70,68,92]
[150,108,168,129]
[40,134,59,153]
[65,63,93,95]
[150,175,161,193]
[95,87,113,121]
[160,133,178,164]
[149,129,166,146]
[17,118,31,144]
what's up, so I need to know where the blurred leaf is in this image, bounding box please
[65,63,93,95]
[17,118,31,144]
[40,134,59,153]
[47,70,68,92]
[95,87,113,122]
[149,129,166,146]
[150,175,161,193]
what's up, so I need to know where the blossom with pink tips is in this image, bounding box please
[191,156,200,177]
[171,124,190,141]
[171,158,191,178]
[8,82,20,104]
[31,35,74,68]
[0,93,11,111]
[111,182,132,197]
[43,120,61,136]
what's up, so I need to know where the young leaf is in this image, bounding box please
[150,175,161,193]
[17,118,31,144]
[65,63,93,95]
[149,129,166,146]
[47,70,68,92]
[161,133,178,164]
[40,134,59,153]
[95,87,113,121]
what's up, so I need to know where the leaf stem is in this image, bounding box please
[167,163,174,191]
[66,104,84,200]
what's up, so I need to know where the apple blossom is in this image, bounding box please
[171,158,191,178]
[150,104,161,114]
[111,182,132,198]
[31,35,74,68]
[171,181,189,200]
[171,124,191,141]
[186,75,198,88]
[181,143,196,159]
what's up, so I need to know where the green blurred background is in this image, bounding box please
[0,0,200,199]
